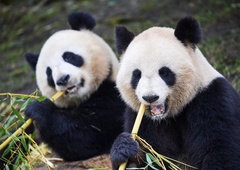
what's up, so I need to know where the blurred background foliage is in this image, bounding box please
[0,0,239,93]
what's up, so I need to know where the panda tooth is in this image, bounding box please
[66,85,77,93]
[150,104,165,115]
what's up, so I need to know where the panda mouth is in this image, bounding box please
[65,79,85,94]
[66,85,78,94]
[147,99,168,119]
[149,104,166,118]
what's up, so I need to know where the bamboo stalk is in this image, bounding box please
[0,93,39,99]
[118,103,146,170]
[0,119,33,151]
[50,91,65,102]
[0,91,65,151]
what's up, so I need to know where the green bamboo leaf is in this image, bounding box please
[2,139,15,157]
[15,98,25,104]
[19,136,28,152]
[146,153,161,167]
[0,126,5,137]
[12,134,20,142]
[36,96,47,102]
[14,154,21,169]
[21,98,32,111]
[146,153,159,170]
[2,146,10,157]
[23,159,30,170]
[4,115,17,128]
[11,106,24,122]
[5,165,10,170]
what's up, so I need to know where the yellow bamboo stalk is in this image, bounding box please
[0,91,65,151]
[0,119,33,151]
[118,103,146,170]
[50,91,65,102]
[0,93,39,99]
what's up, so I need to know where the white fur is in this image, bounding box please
[36,29,119,108]
[117,27,222,118]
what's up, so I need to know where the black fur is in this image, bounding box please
[174,17,202,48]
[115,26,135,54]
[68,12,96,31]
[159,66,176,86]
[131,69,141,89]
[111,77,240,169]
[62,51,84,67]
[46,67,55,88]
[56,74,70,86]
[110,132,139,169]
[25,80,125,161]
[24,53,39,71]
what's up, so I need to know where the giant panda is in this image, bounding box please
[110,17,240,169]
[24,12,125,162]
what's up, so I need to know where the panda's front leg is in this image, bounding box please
[25,98,57,128]
[24,98,73,139]
[110,132,139,170]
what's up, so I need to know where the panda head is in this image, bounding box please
[25,12,119,108]
[116,17,222,120]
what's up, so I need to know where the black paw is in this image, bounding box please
[25,98,56,124]
[110,132,139,170]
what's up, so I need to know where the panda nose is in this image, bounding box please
[56,74,70,86]
[142,95,159,103]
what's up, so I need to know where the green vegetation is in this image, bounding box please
[0,0,239,93]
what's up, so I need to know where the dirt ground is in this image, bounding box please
[1,0,240,169]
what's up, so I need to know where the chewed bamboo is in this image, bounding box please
[118,103,146,170]
[0,91,64,151]
[50,91,65,102]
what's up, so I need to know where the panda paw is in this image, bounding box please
[110,132,139,170]
[25,98,56,124]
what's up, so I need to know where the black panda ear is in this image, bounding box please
[174,17,202,48]
[68,12,96,31]
[25,53,39,71]
[115,26,135,54]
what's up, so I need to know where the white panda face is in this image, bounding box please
[36,29,119,108]
[116,17,222,120]
[117,27,203,120]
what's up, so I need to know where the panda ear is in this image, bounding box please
[174,17,202,48]
[25,53,39,71]
[68,12,96,31]
[115,26,135,54]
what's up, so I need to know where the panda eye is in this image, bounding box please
[131,69,141,89]
[159,66,176,86]
[63,53,72,61]
[133,69,141,78]
[46,67,55,88]
[62,52,84,67]
[159,68,169,77]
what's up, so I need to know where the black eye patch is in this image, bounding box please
[62,52,84,67]
[131,69,141,89]
[159,66,176,86]
[46,67,55,88]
